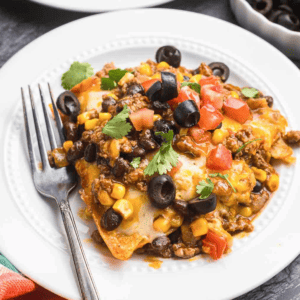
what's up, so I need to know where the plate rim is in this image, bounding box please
[1,8,300,300]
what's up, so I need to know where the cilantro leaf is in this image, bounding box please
[209,173,236,193]
[196,178,214,199]
[241,87,259,98]
[235,138,262,154]
[131,157,141,169]
[102,105,132,139]
[108,69,129,83]
[61,62,94,90]
[144,130,179,176]
[181,82,201,94]
[101,77,117,90]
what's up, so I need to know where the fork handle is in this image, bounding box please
[59,199,100,300]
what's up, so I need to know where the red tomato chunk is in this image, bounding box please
[142,79,160,92]
[189,126,211,144]
[206,144,232,170]
[199,75,220,87]
[129,108,154,131]
[203,230,227,260]
[223,96,250,124]
[201,84,225,109]
[168,86,201,110]
[198,104,224,131]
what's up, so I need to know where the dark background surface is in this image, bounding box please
[1,0,300,299]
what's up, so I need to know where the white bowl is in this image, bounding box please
[230,0,300,59]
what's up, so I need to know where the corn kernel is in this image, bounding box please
[99,112,112,122]
[251,167,267,182]
[153,217,171,233]
[170,214,184,228]
[191,218,208,237]
[266,173,279,192]
[179,128,189,136]
[63,140,73,153]
[153,114,162,122]
[109,139,120,159]
[152,73,161,80]
[189,74,202,83]
[113,199,133,219]
[177,72,184,83]
[107,93,118,100]
[230,91,239,99]
[157,61,170,70]
[212,129,229,145]
[239,207,252,218]
[119,72,134,86]
[139,63,152,76]
[98,190,115,206]
[85,118,99,130]
[111,183,126,200]
[77,112,90,125]
[52,147,69,168]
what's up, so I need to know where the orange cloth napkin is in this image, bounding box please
[0,254,68,300]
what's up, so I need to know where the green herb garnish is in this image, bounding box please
[196,178,214,199]
[61,62,94,90]
[235,138,262,154]
[130,157,141,169]
[144,130,179,176]
[241,87,259,98]
[102,105,132,139]
[101,68,129,90]
[209,173,236,193]
[181,82,201,94]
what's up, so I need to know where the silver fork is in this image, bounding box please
[21,84,100,300]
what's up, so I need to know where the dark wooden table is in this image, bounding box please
[1,0,300,299]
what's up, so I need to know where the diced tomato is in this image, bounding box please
[141,79,160,93]
[129,108,154,131]
[167,160,183,177]
[203,230,227,260]
[206,144,232,170]
[199,75,220,86]
[198,104,224,131]
[188,126,211,144]
[223,96,250,124]
[201,84,225,109]
[168,86,201,110]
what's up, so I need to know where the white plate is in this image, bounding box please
[1,8,300,300]
[28,0,173,13]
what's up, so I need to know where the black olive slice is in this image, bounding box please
[84,143,97,163]
[173,199,189,216]
[148,175,176,209]
[156,45,181,68]
[208,62,230,82]
[146,80,162,102]
[127,84,145,96]
[102,97,116,112]
[56,91,81,121]
[252,0,273,15]
[277,12,300,30]
[252,180,263,194]
[173,100,200,128]
[188,193,217,215]
[160,72,178,102]
[101,208,123,231]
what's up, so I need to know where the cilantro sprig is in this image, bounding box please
[209,173,236,193]
[236,138,262,154]
[102,105,132,139]
[241,87,259,98]
[196,178,214,199]
[144,130,179,176]
[61,62,94,90]
[101,68,129,90]
[181,82,201,94]
[130,157,141,169]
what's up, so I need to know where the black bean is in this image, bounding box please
[126,84,144,96]
[77,124,85,139]
[100,208,122,231]
[252,180,263,194]
[151,236,171,251]
[67,141,85,164]
[112,157,130,177]
[102,97,116,112]
[168,228,181,244]
[265,96,273,107]
[84,143,97,163]
[151,100,170,113]
[138,129,159,152]
[96,155,110,166]
[63,121,78,142]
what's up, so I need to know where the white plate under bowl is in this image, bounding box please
[28,0,173,13]
[1,8,300,300]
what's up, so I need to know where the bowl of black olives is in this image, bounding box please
[230,0,300,59]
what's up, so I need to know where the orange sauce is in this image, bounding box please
[144,256,163,269]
